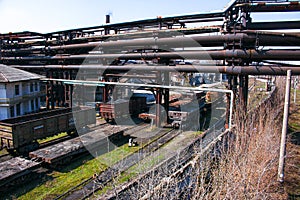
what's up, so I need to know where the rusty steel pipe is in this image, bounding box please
[3,49,300,63]
[50,49,300,61]
[236,1,300,12]
[42,32,300,50]
[2,32,300,57]
[12,64,300,75]
[247,21,300,30]
[3,32,300,57]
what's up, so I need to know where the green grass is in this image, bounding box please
[92,144,169,197]
[18,158,107,200]
[100,145,139,166]
[0,148,8,156]
[289,122,300,132]
[17,143,140,200]
[16,128,199,199]
[37,132,69,144]
[93,130,204,198]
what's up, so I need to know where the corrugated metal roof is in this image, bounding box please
[0,64,42,83]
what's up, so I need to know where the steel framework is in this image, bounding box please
[0,0,299,127]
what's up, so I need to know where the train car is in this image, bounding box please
[168,91,216,130]
[100,97,147,123]
[168,91,207,130]
[0,106,96,153]
[168,101,202,130]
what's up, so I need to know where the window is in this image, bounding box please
[35,82,38,91]
[15,85,20,96]
[16,103,21,116]
[35,98,39,110]
[31,100,34,111]
[10,106,14,118]
[30,83,33,92]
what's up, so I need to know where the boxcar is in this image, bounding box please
[0,106,95,152]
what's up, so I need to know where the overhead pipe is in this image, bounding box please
[43,49,300,61]
[1,1,299,45]
[236,1,300,12]
[247,21,300,30]
[2,32,300,57]
[4,49,300,64]
[12,64,300,75]
[71,32,300,48]
[1,27,221,50]
[48,32,300,49]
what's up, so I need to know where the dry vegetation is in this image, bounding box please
[285,85,300,199]
[141,77,297,199]
[197,84,286,199]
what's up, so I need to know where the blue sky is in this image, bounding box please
[0,0,299,34]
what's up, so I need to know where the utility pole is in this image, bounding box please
[278,70,292,183]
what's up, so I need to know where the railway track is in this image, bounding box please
[0,122,130,191]
[55,96,228,199]
[0,153,12,162]
[100,119,226,199]
[98,87,279,199]
[1,96,226,197]
[54,127,181,200]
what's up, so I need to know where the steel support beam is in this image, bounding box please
[156,89,162,128]
[239,75,249,110]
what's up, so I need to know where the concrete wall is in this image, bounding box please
[0,107,8,120]
[0,84,6,98]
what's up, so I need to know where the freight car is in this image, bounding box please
[99,97,147,123]
[169,102,202,130]
[168,91,217,131]
[0,106,96,153]
[168,91,207,130]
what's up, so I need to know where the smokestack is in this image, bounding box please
[106,14,110,24]
[104,14,111,35]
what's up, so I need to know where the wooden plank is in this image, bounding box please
[0,157,40,187]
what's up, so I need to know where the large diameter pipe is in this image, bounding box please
[237,2,300,12]
[12,64,300,75]
[2,33,300,56]
[248,21,300,30]
[40,33,300,50]
[42,34,250,51]
[4,49,300,65]
[42,49,300,61]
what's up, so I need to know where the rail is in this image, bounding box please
[100,117,227,199]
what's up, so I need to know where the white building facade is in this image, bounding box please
[0,65,44,120]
